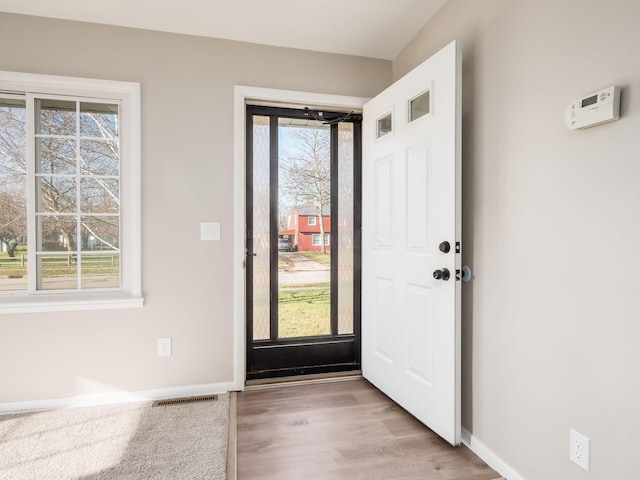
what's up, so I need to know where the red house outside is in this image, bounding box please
[280,205,330,252]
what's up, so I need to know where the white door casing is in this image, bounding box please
[233,86,368,390]
[361,40,462,445]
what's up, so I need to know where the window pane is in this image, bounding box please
[37,99,76,136]
[36,137,76,174]
[0,254,27,291]
[80,178,119,213]
[38,253,78,290]
[80,140,119,176]
[252,115,271,340]
[37,177,77,213]
[377,113,392,138]
[81,216,119,252]
[81,253,120,289]
[38,216,77,252]
[410,90,431,122]
[80,102,118,138]
[337,123,354,334]
[278,119,331,338]
[0,98,27,291]
[32,99,121,292]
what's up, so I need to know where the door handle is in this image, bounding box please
[433,268,450,281]
[246,250,257,257]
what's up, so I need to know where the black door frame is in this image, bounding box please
[245,105,362,380]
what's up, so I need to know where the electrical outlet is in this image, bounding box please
[157,337,172,357]
[570,428,590,471]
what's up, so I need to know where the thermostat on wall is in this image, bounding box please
[565,86,620,130]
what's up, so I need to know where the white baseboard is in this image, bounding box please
[0,381,235,415]
[462,427,526,480]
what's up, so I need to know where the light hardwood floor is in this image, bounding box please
[237,378,500,480]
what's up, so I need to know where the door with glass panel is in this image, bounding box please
[246,105,361,380]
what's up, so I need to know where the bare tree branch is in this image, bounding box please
[280,127,331,253]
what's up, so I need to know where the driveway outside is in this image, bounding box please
[279,252,329,284]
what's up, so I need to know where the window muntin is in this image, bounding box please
[0,71,141,312]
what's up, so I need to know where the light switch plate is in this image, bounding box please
[200,221,220,241]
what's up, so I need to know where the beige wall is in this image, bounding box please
[0,13,391,403]
[394,1,640,478]
[5,3,640,477]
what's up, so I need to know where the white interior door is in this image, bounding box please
[362,40,462,445]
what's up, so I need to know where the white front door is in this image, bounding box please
[362,40,462,445]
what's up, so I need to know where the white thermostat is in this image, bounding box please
[565,86,620,130]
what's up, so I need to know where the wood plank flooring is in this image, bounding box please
[237,378,500,480]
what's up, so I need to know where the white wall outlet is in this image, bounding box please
[200,221,221,241]
[570,428,590,471]
[157,337,172,357]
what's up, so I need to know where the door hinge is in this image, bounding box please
[455,242,461,254]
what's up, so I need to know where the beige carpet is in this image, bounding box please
[0,394,229,480]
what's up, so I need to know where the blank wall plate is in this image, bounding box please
[157,337,172,357]
[200,221,221,241]
[570,428,590,471]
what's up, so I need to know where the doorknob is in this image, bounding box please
[433,268,450,281]
[246,249,257,257]
[439,241,450,253]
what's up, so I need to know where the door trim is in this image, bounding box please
[233,86,369,390]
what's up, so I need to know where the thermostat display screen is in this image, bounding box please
[581,95,597,108]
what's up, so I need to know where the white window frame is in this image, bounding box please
[311,233,321,246]
[324,233,330,246]
[307,216,317,226]
[0,71,143,314]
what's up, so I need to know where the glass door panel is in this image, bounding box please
[278,118,331,338]
[251,115,271,340]
[337,122,355,335]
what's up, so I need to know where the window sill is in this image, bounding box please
[0,292,144,314]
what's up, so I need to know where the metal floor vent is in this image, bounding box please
[152,394,218,407]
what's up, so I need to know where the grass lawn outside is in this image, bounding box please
[278,285,330,337]
[0,251,119,278]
